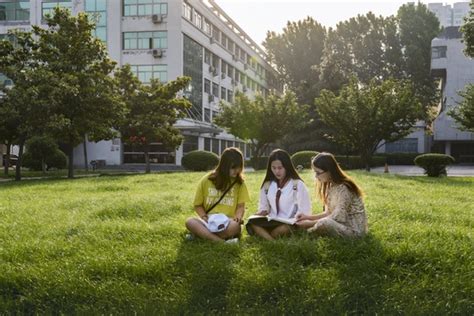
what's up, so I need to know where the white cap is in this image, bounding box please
[206,214,230,233]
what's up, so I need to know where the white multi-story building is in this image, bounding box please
[0,0,281,166]
[430,26,474,163]
[428,2,470,28]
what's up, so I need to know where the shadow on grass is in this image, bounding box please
[168,238,243,314]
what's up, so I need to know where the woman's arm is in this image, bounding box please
[296,209,330,222]
[194,205,208,222]
[234,203,245,223]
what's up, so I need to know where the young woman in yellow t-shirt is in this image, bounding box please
[185,147,250,242]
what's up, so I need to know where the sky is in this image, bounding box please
[214,0,464,47]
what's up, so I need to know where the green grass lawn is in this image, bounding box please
[0,171,472,314]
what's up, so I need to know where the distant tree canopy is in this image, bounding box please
[461,1,474,57]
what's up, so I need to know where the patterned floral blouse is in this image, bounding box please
[326,183,368,236]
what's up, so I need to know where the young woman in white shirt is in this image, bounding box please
[247,149,311,240]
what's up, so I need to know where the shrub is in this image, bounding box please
[291,151,319,169]
[414,153,455,177]
[46,150,67,170]
[334,155,386,170]
[22,136,67,171]
[181,150,219,171]
[250,156,268,170]
[375,152,419,165]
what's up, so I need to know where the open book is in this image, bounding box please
[246,214,296,225]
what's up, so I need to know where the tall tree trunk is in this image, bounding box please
[144,145,150,174]
[42,157,46,175]
[83,134,89,172]
[4,142,11,176]
[68,143,74,179]
[15,140,25,181]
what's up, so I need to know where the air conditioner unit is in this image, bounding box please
[232,54,237,61]
[210,37,214,44]
[231,79,235,85]
[221,73,226,79]
[152,14,163,24]
[212,70,218,77]
[152,49,163,58]
[208,95,215,102]
[209,65,215,73]
[244,64,248,70]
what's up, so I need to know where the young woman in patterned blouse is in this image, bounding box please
[295,152,368,237]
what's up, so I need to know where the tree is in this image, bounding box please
[397,2,441,117]
[461,1,474,57]
[0,31,52,180]
[32,8,125,178]
[263,17,326,105]
[315,78,422,171]
[450,85,474,132]
[215,92,307,161]
[115,65,191,173]
[450,3,474,131]
[23,136,60,174]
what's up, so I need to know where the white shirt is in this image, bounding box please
[258,179,311,219]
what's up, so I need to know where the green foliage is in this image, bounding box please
[375,152,419,165]
[397,3,441,115]
[0,172,472,314]
[263,17,326,105]
[250,156,269,170]
[115,65,191,173]
[291,151,319,169]
[21,136,65,172]
[334,155,386,170]
[315,78,422,171]
[460,1,474,57]
[215,92,307,161]
[449,84,474,132]
[414,153,455,177]
[181,150,219,171]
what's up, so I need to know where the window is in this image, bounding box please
[183,136,199,154]
[204,49,210,64]
[211,139,219,155]
[385,138,418,153]
[432,46,447,59]
[130,64,167,83]
[221,87,226,101]
[85,0,107,43]
[227,90,233,102]
[204,138,211,151]
[0,1,29,21]
[124,0,167,17]
[204,108,211,123]
[182,1,191,20]
[123,31,167,49]
[212,82,219,97]
[204,79,210,94]
[203,19,211,35]
[227,65,233,78]
[42,0,71,18]
[193,10,202,29]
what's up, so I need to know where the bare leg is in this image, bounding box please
[270,224,292,239]
[308,218,354,237]
[250,224,275,241]
[295,220,317,229]
[185,217,224,242]
[217,220,241,239]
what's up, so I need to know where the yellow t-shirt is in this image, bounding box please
[193,173,250,217]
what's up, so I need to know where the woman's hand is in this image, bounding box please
[295,213,307,222]
[256,210,269,216]
[233,215,242,224]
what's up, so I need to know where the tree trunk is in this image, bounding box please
[42,157,46,175]
[68,143,74,179]
[15,140,25,181]
[83,134,89,172]
[4,142,11,176]
[361,151,372,172]
[144,147,151,174]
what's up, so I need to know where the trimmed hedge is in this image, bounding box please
[181,150,219,171]
[375,152,419,165]
[250,156,268,170]
[291,151,319,169]
[414,153,455,177]
[334,155,386,170]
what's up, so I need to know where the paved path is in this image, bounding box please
[371,165,474,177]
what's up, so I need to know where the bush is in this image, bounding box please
[250,156,268,170]
[414,153,455,177]
[375,152,419,165]
[334,155,386,170]
[22,149,68,171]
[291,151,319,169]
[181,150,219,171]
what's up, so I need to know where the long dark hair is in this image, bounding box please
[261,149,302,188]
[209,147,244,191]
[312,152,363,204]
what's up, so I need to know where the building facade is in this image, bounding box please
[428,2,470,28]
[0,0,281,166]
[431,26,474,163]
